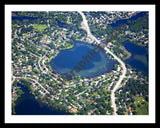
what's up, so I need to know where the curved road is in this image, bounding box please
[12,76,49,94]
[78,11,127,115]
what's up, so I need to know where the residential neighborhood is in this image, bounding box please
[11,11,149,115]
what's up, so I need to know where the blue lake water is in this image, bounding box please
[12,16,39,22]
[109,11,149,76]
[49,41,117,80]
[110,11,147,27]
[14,83,71,115]
[123,41,148,76]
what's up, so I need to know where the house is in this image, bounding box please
[51,49,54,54]
[126,98,130,101]
[93,101,97,105]
[119,53,124,58]
[145,81,149,84]
[67,106,71,109]
[107,88,110,92]
[89,78,93,81]
[97,95,101,98]
[98,82,102,88]
[125,30,131,35]
[84,79,88,81]
[46,56,49,60]
[70,108,77,112]
[101,75,105,78]
[95,81,99,86]
[109,72,113,75]
[92,89,96,92]
[85,93,89,96]
[12,86,16,93]
[128,105,132,114]
[86,99,91,102]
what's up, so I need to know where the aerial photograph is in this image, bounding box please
[11,10,149,116]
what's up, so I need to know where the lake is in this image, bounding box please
[14,83,71,115]
[12,16,39,22]
[110,11,148,27]
[49,41,117,80]
[109,11,148,76]
[123,41,148,76]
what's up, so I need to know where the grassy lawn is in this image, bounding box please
[136,103,148,115]
[134,96,148,115]
[23,32,31,38]
[32,24,48,32]
[119,45,131,60]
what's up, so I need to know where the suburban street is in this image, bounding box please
[78,11,127,115]
[12,76,50,94]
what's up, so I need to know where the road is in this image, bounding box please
[12,76,49,94]
[78,11,127,115]
[38,55,47,74]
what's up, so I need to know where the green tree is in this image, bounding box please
[16,88,23,95]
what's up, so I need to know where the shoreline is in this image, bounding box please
[47,51,59,63]
[78,11,127,115]
[47,44,75,63]
[14,82,71,115]
[120,45,132,60]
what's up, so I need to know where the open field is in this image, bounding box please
[32,24,48,32]
[134,96,148,115]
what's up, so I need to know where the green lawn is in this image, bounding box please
[136,103,148,115]
[134,96,148,115]
[32,24,48,32]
